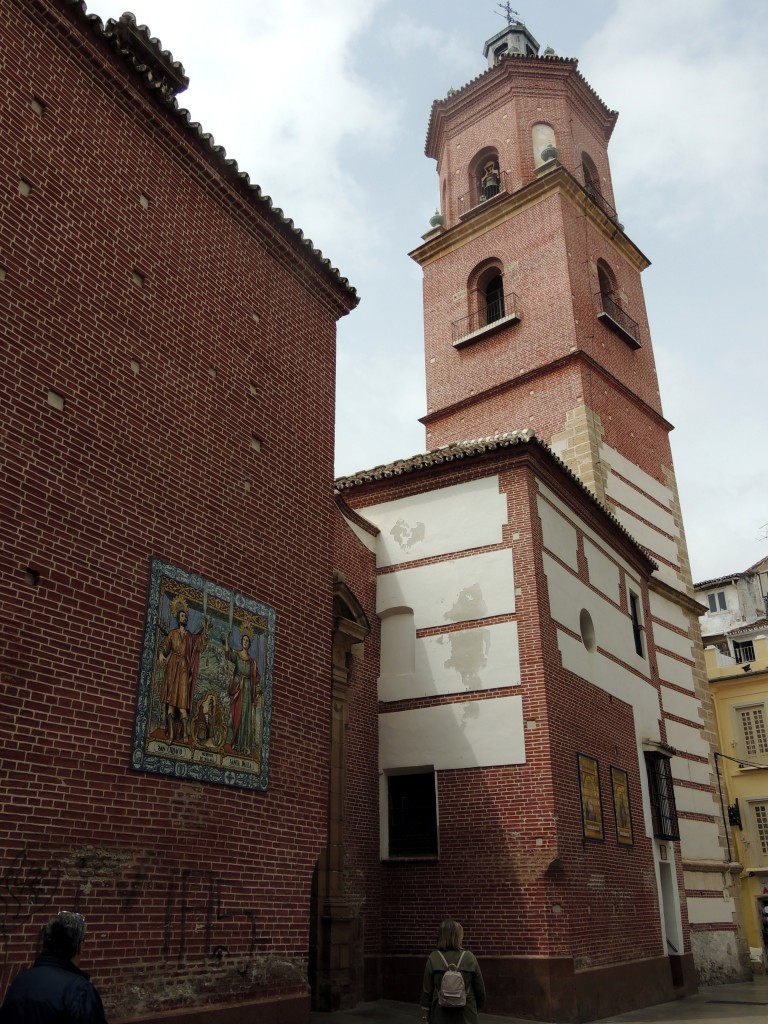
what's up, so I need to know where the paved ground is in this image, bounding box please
[310,975,768,1024]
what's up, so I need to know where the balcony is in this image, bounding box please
[456,170,511,218]
[452,293,521,348]
[596,292,641,349]
[585,182,619,223]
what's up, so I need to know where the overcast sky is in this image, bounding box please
[84,0,768,582]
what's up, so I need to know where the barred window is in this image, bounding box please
[644,752,680,841]
[755,803,768,858]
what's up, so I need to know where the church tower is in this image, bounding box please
[408,14,749,988]
[414,17,660,508]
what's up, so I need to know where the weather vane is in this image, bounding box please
[496,2,519,25]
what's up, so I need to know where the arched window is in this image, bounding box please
[494,43,508,63]
[595,259,641,348]
[582,152,600,195]
[597,259,616,302]
[469,148,502,206]
[532,123,557,168]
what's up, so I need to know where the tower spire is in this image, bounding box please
[496,2,519,25]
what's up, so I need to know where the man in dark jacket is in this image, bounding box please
[0,911,107,1023]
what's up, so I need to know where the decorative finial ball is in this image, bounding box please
[447,87,456,97]
[429,210,446,228]
[543,46,555,56]
[541,143,559,162]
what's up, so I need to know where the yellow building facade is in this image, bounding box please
[708,637,768,970]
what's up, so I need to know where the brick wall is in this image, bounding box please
[0,1,354,1019]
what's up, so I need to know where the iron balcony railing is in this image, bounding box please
[735,641,756,664]
[451,293,520,346]
[596,292,641,349]
[456,170,511,215]
[585,182,619,223]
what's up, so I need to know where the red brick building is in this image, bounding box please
[0,5,748,1024]
[0,3,356,1023]
[330,17,748,1023]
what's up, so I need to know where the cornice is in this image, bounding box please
[410,163,649,273]
[648,575,707,618]
[426,54,618,161]
[335,429,657,574]
[420,350,672,434]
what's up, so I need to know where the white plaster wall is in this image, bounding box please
[610,507,680,568]
[377,549,515,628]
[379,622,521,702]
[379,696,526,770]
[650,591,691,632]
[678,818,724,860]
[676,758,712,787]
[584,538,620,603]
[342,514,378,553]
[538,495,578,570]
[605,473,679,539]
[657,652,695,692]
[600,444,673,508]
[363,477,507,567]
[687,896,736,926]
[674,784,720,817]
[544,552,650,678]
[654,623,694,661]
[666,720,711,758]
[538,483,638,581]
[661,686,701,723]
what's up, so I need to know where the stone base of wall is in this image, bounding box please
[113,992,309,1024]
[370,953,697,1023]
[692,930,752,985]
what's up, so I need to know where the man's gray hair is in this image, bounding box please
[41,911,86,959]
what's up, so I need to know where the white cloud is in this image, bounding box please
[583,0,768,226]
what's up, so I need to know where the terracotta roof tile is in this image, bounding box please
[335,429,657,568]
[63,3,358,307]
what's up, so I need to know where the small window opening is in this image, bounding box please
[734,639,756,665]
[494,44,508,63]
[387,771,438,857]
[629,591,645,658]
[707,591,727,613]
[484,272,505,325]
[644,753,680,841]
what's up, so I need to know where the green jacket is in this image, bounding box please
[421,948,486,1024]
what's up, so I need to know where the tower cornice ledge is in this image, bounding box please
[419,350,673,433]
[410,163,650,273]
[426,55,618,160]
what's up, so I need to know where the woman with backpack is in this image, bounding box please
[421,919,486,1024]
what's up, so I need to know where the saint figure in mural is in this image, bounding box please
[158,598,209,741]
[225,631,262,756]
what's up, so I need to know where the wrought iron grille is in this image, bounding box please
[451,292,519,345]
[644,753,680,841]
[585,182,618,222]
[598,292,641,347]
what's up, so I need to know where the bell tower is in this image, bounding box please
[412,23,667,509]
[408,22,745,984]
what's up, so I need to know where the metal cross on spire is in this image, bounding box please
[496,2,520,25]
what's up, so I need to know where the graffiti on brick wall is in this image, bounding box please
[0,849,61,967]
[133,559,275,790]
[0,846,268,972]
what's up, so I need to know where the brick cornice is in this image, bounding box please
[410,163,649,272]
[419,350,673,433]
